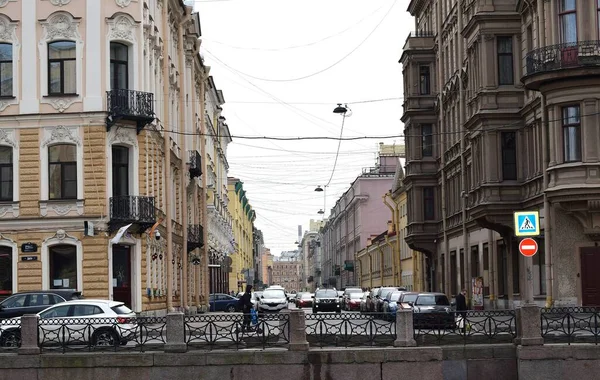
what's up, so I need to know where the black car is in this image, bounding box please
[312,288,341,313]
[410,292,455,329]
[0,290,83,319]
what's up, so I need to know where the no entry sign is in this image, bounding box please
[519,238,538,257]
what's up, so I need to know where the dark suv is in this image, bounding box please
[0,290,83,319]
[312,288,341,313]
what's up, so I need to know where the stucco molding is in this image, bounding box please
[108,126,138,148]
[0,128,17,148]
[115,0,132,7]
[0,0,16,8]
[40,11,81,41]
[107,13,138,44]
[41,125,82,148]
[46,0,72,6]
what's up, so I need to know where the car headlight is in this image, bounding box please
[315,299,320,303]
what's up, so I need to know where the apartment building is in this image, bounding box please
[402,0,600,308]
[272,250,301,292]
[226,178,256,294]
[0,0,234,315]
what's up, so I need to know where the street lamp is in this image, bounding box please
[333,103,348,114]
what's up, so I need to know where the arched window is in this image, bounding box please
[48,41,76,95]
[110,42,129,90]
[49,244,77,290]
[0,43,13,97]
[0,146,12,201]
[48,144,77,200]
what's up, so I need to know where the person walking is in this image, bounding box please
[455,289,468,333]
[240,284,253,331]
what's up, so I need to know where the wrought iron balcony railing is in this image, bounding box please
[187,224,204,252]
[188,150,202,179]
[109,195,156,233]
[525,40,600,76]
[106,89,155,133]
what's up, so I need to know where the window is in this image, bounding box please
[422,124,433,157]
[560,0,577,43]
[0,43,12,97]
[48,41,76,95]
[40,305,70,319]
[0,246,11,296]
[0,146,12,201]
[110,42,128,90]
[112,146,129,197]
[423,187,435,221]
[497,37,514,85]
[501,132,517,180]
[419,65,430,95]
[49,245,77,290]
[562,105,581,162]
[49,144,77,199]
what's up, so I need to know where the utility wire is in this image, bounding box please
[325,114,346,187]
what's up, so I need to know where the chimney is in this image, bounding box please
[367,237,372,246]
[387,220,394,234]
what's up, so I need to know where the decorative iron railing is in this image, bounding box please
[0,317,167,353]
[413,310,516,346]
[525,40,600,76]
[0,318,21,350]
[187,224,204,252]
[184,313,289,350]
[188,150,202,179]
[305,312,396,348]
[109,195,156,232]
[107,89,154,119]
[541,307,600,345]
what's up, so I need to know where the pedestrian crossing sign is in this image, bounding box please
[514,211,540,236]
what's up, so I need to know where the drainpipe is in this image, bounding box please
[199,66,210,309]
[162,0,173,312]
[383,193,400,285]
[391,194,403,286]
[377,243,385,286]
[457,0,470,297]
[368,252,372,288]
[436,0,450,295]
[178,9,190,311]
[537,0,552,308]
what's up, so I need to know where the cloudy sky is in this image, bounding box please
[193,0,413,253]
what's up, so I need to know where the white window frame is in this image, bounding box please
[40,126,84,216]
[0,15,20,111]
[0,233,18,294]
[41,230,83,292]
[0,129,19,218]
[38,11,83,113]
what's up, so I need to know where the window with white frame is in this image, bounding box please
[0,146,12,201]
[48,41,76,96]
[49,244,77,290]
[0,43,13,97]
[48,144,77,200]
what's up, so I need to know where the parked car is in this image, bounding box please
[257,288,288,313]
[398,292,419,308]
[0,290,83,320]
[312,288,341,313]
[409,293,454,329]
[341,287,363,310]
[209,293,240,312]
[344,291,364,311]
[375,287,399,313]
[293,292,306,307]
[0,299,136,348]
[296,292,313,308]
[382,291,404,321]
[359,292,370,312]
[366,288,380,312]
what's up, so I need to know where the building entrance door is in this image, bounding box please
[581,247,600,306]
[112,245,132,309]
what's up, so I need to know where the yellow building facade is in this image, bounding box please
[0,0,223,315]
[227,178,255,294]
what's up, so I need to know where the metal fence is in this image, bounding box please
[0,318,21,350]
[184,313,289,350]
[414,310,516,346]
[305,312,396,348]
[541,307,600,345]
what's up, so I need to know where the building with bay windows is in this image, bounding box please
[403,0,600,308]
[0,0,224,315]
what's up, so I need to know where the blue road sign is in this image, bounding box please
[514,211,540,236]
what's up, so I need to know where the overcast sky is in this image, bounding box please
[193,0,413,254]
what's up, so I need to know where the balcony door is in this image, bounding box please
[110,42,129,90]
[112,145,129,197]
[112,245,132,309]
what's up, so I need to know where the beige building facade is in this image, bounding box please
[403,0,600,308]
[0,0,226,315]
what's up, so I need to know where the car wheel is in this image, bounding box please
[0,329,21,348]
[92,328,119,347]
[226,305,236,313]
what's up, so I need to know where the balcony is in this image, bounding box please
[188,150,202,179]
[106,89,155,133]
[523,41,600,91]
[187,224,204,252]
[405,222,438,256]
[108,196,156,234]
[402,31,435,52]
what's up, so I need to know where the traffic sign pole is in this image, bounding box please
[519,237,538,305]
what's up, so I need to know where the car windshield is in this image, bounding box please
[350,293,363,300]
[402,294,418,303]
[262,289,285,298]
[301,293,312,300]
[416,295,450,306]
[316,290,338,298]
[389,292,402,302]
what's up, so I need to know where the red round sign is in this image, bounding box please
[519,238,538,257]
